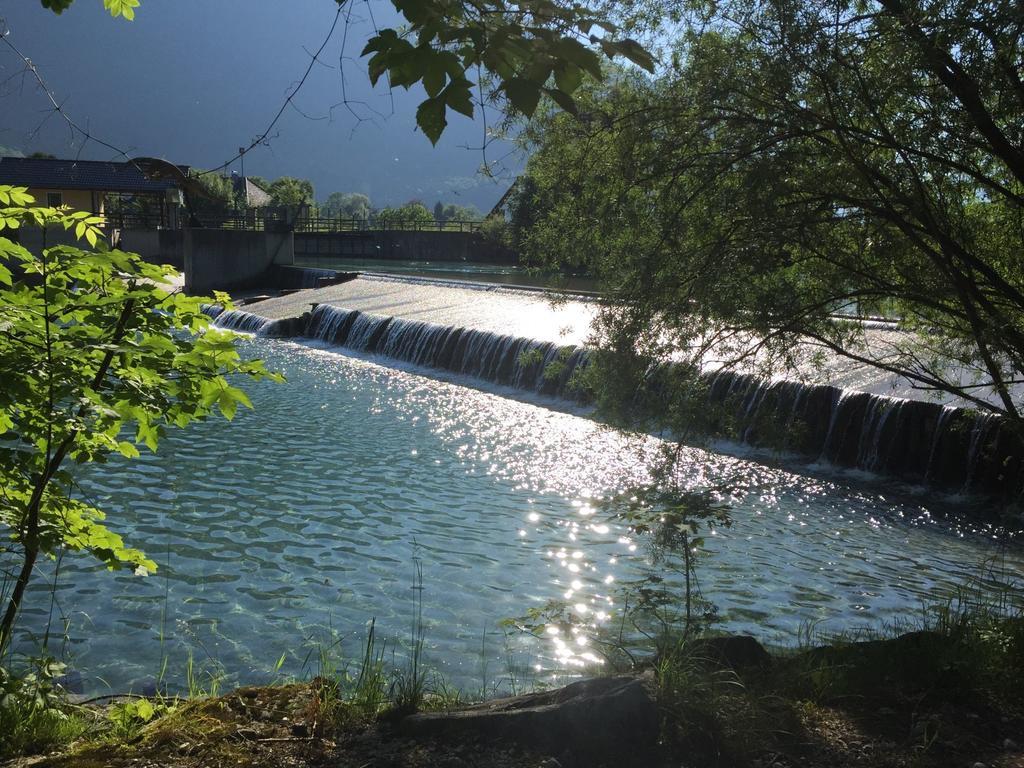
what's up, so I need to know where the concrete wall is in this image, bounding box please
[184,228,294,294]
[294,230,516,264]
[117,229,185,268]
[13,224,83,253]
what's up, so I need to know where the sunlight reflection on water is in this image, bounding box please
[17,338,1023,695]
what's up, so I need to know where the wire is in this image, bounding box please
[197,2,347,177]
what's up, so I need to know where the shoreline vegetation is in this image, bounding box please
[4,576,1023,768]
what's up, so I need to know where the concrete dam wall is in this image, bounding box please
[206,299,1023,500]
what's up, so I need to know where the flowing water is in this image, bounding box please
[15,338,1023,696]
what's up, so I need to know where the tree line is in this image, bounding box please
[193,173,482,222]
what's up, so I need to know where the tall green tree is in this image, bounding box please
[375,200,435,225]
[322,192,372,220]
[266,177,315,208]
[516,0,1024,423]
[0,186,280,652]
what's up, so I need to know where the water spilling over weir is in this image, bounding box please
[210,303,1023,499]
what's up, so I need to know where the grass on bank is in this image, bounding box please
[3,562,1022,767]
[654,575,1024,767]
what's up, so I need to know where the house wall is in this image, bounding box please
[24,187,103,213]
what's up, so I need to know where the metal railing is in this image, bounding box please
[99,209,484,234]
[292,217,482,233]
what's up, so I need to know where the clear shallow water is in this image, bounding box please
[15,338,1023,695]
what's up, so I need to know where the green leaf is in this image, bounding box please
[423,60,446,97]
[544,87,578,116]
[102,0,139,19]
[504,78,542,117]
[133,698,155,722]
[553,62,584,95]
[416,96,447,145]
[611,38,656,72]
[117,441,140,459]
[442,77,475,118]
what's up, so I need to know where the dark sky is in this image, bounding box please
[0,1,522,210]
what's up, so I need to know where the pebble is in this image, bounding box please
[1005,738,1020,752]
[972,762,987,768]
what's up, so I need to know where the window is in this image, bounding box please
[46,192,63,207]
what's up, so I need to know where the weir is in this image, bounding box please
[209,303,1023,499]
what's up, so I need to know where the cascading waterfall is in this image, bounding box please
[210,308,278,335]
[305,304,590,400]
[226,302,1021,497]
[704,369,1022,496]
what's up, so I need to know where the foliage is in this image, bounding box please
[107,697,174,740]
[515,0,1024,424]
[477,214,511,247]
[608,484,732,641]
[389,553,427,715]
[40,0,138,19]
[361,0,654,143]
[321,192,372,220]
[506,479,732,667]
[266,177,315,208]
[432,202,482,222]
[189,170,242,215]
[375,201,435,226]
[0,185,280,653]
[0,657,87,758]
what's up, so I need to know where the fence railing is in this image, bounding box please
[99,209,484,234]
[100,211,167,230]
[292,217,482,233]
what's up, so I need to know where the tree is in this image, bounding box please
[322,192,372,220]
[190,170,238,208]
[267,177,314,208]
[515,0,1024,424]
[0,185,280,653]
[39,0,655,144]
[432,201,482,222]
[375,201,435,226]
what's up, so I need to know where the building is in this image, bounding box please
[232,174,272,207]
[0,156,187,227]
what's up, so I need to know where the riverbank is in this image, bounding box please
[8,622,1024,768]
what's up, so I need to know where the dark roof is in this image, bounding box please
[0,157,188,193]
